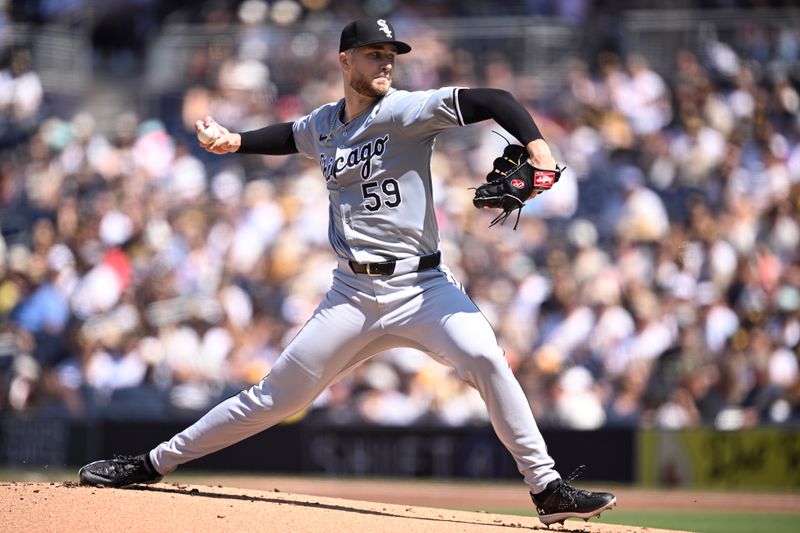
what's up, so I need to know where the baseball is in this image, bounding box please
[197,122,220,144]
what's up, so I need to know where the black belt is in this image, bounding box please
[349,251,441,276]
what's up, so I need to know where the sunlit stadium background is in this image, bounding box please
[1,0,799,500]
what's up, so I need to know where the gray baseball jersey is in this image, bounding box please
[292,87,463,263]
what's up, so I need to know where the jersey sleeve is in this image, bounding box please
[291,109,321,159]
[390,87,466,139]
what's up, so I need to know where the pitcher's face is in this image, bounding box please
[342,44,397,97]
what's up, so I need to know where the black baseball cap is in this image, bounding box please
[339,18,412,54]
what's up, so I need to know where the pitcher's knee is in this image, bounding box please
[457,348,509,377]
[242,381,312,419]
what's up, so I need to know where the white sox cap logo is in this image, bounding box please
[339,18,411,54]
[377,19,392,38]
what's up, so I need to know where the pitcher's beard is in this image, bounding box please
[350,72,390,97]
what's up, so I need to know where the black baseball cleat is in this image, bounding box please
[530,466,616,526]
[79,453,163,488]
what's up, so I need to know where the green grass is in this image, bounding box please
[495,508,800,533]
[595,510,800,533]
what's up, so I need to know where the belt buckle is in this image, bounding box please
[365,263,381,277]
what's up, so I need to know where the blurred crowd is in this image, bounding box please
[1,3,799,431]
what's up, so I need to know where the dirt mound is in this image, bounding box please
[2,481,684,533]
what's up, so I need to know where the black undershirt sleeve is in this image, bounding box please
[457,88,543,145]
[237,121,298,155]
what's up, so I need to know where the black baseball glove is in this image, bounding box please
[472,144,564,229]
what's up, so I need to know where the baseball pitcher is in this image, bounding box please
[79,18,615,526]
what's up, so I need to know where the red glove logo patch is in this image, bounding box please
[510,178,526,189]
[533,171,555,189]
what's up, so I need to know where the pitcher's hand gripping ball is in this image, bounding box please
[472,144,564,229]
[197,122,220,145]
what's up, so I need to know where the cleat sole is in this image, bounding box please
[538,496,617,526]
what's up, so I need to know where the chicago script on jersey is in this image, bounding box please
[320,135,389,182]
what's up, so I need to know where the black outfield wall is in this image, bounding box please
[0,416,633,482]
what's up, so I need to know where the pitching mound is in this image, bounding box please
[2,481,685,533]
